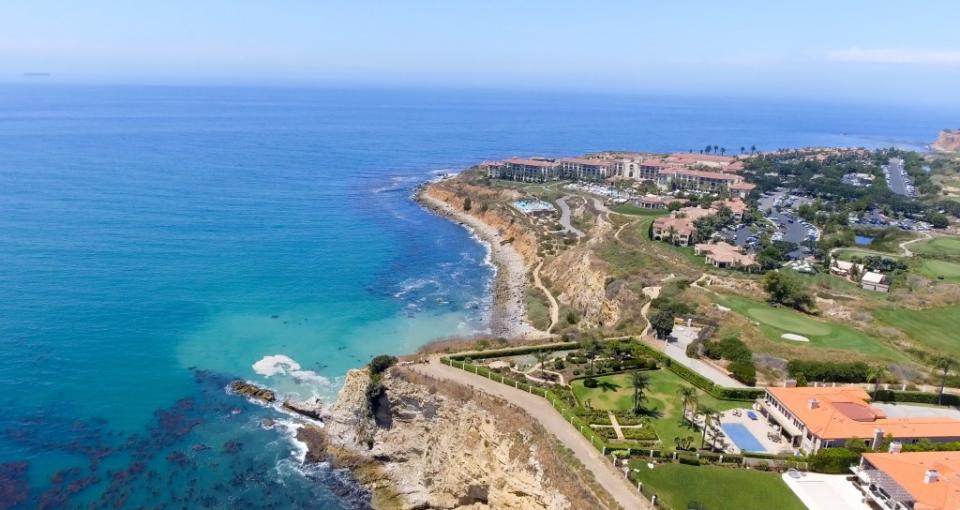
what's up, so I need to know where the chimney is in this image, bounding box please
[872,428,885,450]
[924,469,940,484]
[808,398,819,410]
[888,441,902,454]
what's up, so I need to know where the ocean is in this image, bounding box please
[0,85,955,508]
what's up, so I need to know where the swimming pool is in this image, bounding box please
[721,423,767,453]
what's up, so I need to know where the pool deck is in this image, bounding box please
[782,472,872,510]
[716,408,796,455]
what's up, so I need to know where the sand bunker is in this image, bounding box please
[781,333,810,342]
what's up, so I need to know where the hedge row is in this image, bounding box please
[874,389,960,407]
[450,342,579,361]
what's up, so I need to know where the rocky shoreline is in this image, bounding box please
[415,184,543,339]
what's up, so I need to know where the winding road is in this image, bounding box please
[557,196,586,238]
[411,358,651,510]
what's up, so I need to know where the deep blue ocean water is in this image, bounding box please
[0,85,955,508]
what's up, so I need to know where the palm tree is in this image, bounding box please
[534,350,549,380]
[868,365,887,401]
[678,386,697,423]
[935,356,955,405]
[699,406,716,449]
[713,145,719,154]
[750,145,757,154]
[720,147,726,156]
[631,371,650,413]
[704,144,712,154]
[740,146,746,154]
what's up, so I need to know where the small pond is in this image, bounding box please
[854,235,874,246]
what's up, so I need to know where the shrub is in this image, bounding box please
[678,454,700,466]
[369,354,398,375]
[553,359,566,370]
[787,360,869,383]
[728,360,757,386]
[809,447,862,474]
[874,389,960,407]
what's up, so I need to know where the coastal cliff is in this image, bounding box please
[305,367,608,510]
[418,181,543,338]
[932,129,960,153]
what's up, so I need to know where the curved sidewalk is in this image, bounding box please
[411,358,651,510]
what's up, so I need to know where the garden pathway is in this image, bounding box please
[412,357,651,510]
[532,259,560,332]
[608,412,625,440]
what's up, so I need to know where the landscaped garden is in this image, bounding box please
[627,463,807,510]
[716,293,908,362]
[572,370,742,449]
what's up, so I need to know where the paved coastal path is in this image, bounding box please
[412,358,651,510]
[899,230,932,257]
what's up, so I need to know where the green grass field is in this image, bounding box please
[611,204,670,216]
[917,258,960,282]
[571,370,742,448]
[874,304,960,359]
[717,294,908,361]
[911,237,960,258]
[834,248,902,261]
[628,463,807,510]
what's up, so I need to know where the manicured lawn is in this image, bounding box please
[835,248,902,261]
[917,258,960,282]
[911,237,960,258]
[628,463,807,510]
[716,294,908,361]
[874,304,960,359]
[611,204,670,216]
[571,370,742,448]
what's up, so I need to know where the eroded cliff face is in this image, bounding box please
[542,211,619,328]
[423,184,538,266]
[933,129,960,153]
[316,368,575,510]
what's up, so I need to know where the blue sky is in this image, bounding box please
[2,0,959,105]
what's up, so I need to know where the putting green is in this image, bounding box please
[742,306,833,336]
[913,237,960,258]
[919,259,960,282]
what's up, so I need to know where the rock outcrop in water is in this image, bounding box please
[308,367,604,510]
[933,129,960,153]
[230,380,276,402]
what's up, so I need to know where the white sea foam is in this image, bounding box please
[252,354,332,388]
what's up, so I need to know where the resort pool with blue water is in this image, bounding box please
[721,423,768,453]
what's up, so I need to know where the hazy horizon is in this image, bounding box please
[2,1,960,108]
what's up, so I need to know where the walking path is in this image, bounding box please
[899,231,932,256]
[557,196,586,238]
[638,286,661,338]
[411,358,651,510]
[608,413,625,440]
[532,260,560,332]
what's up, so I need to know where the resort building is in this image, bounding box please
[861,271,890,293]
[729,181,757,199]
[694,241,758,271]
[634,195,685,210]
[758,387,960,454]
[651,206,715,246]
[712,199,748,222]
[487,158,561,182]
[853,451,960,510]
[559,157,616,181]
[657,168,746,193]
[830,259,865,279]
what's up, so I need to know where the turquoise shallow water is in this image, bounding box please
[0,85,955,508]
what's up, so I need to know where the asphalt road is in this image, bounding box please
[885,157,909,196]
